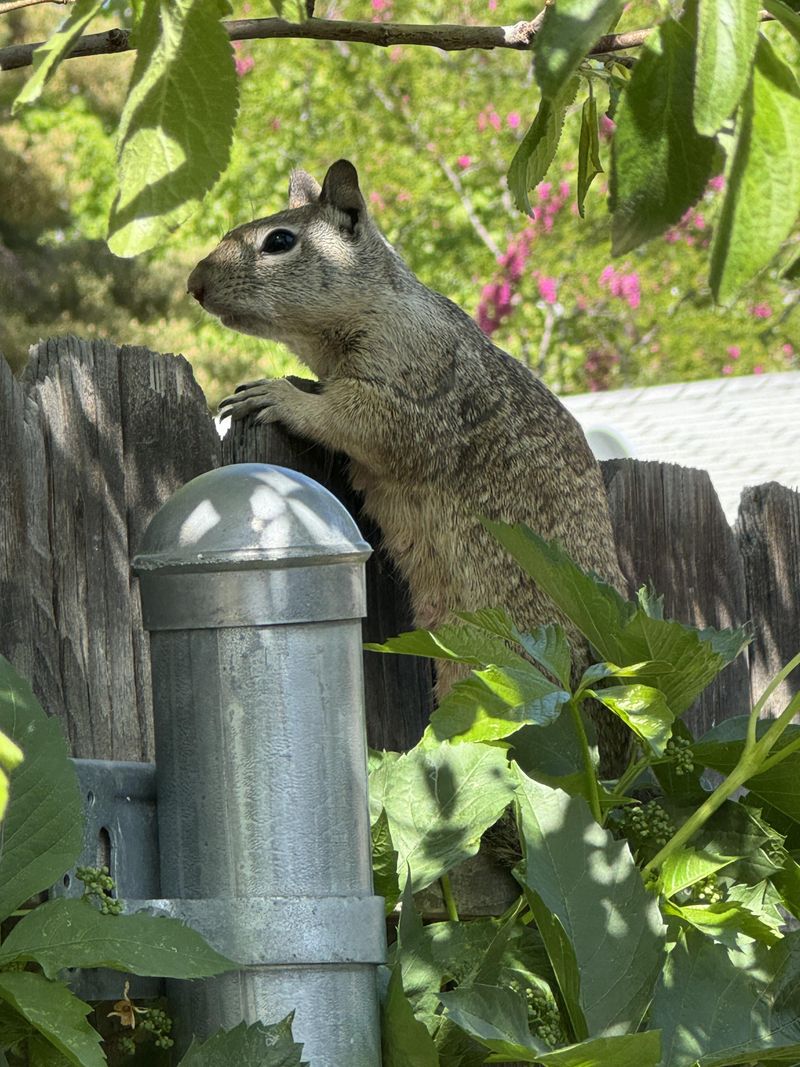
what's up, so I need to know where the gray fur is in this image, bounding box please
[188,160,630,769]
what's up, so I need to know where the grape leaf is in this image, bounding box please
[0,973,103,1067]
[0,655,83,923]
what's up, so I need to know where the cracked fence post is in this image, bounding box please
[133,463,385,1066]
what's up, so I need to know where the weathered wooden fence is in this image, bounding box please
[1,338,798,763]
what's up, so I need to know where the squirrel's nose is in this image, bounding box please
[187,264,206,306]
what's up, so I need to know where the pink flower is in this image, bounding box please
[559,180,570,198]
[537,182,552,201]
[753,365,765,374]
[537,275,558,304]
[600,114,616,139]
[783,343,794,355]
[488,0,498,9]
[235,55,255,77]
[693,213,706,231]
[396,191,411,202]
[507,111,521,129]
[489,111,502,131]
[722,364,734,375]
[708,175,725,192]
[369,191,385,210]
[621,272,641,309]
[599,265,616,286]
[750,303,772,319]
[726,345,741,359]
[456,155,472,170]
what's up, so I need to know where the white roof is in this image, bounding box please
[560,371,800,524]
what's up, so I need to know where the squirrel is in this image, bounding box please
[187,159,630,772]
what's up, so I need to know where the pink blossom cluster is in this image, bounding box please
[476,228,535,334]
[232,42,255,77]
[599,265,641,309]
[750,303,772,319]
[371,0,392,20]
[722,344,740,375]
[584,347,621,391]
[529,180,571,232]
[664,207,709,248]
[599,114,616,141]
[477,106,522,133]
[475,181,572,335]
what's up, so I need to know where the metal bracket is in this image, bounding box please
[51,759,161,1001]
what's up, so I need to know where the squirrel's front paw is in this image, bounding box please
[218,377,302,425]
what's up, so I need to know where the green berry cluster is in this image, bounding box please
[690,873,724,904]
[140,1007,174,1050]
[664,737,695,776]
[118,1035,137,1058]
[75,865,123,915]
[624,800,675,847]
[525,986,566,1049]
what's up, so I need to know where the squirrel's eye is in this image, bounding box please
[261,229,297,254]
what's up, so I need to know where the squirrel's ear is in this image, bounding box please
[319,159,366,232]
[288,169,321,208]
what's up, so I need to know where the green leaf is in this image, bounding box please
[178,1017,306,1066]
[483,522,635,665]
[0,656,83,922]
[483,524,748,717]
[663,899,781,946]
[426,664,568,744]
[13,0,106,112]
[533,0,624,100]
[25,1037,72,1067]
[0,731,23,825]
[455,612,573,690]
[587,684,674,755]
[652,930,800,1066]
[381,742,514,892]
[372,810,401,914]
[366,621,530,671]
[610,9,719,254]
[577,88,604,217]
[764,0,800,44]
[658,845,738,897]
[0,898,235,979]
[508,78,580,213]
[514,767,666,1037]
[694,718,800,823]
[710,36,800,302]
[694,0,760,134]
[381,963,440,1067]
[440,983,549,1061]
[0,972,103,1067]
[441,985,662,1065]
[108,0,239,256]
[509,706,592,784]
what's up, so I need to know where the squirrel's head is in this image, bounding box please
[187,160,404,362]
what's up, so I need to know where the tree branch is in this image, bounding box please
[0,0,70,14]
[0,11,775,72]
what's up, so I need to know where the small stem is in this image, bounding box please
[440,874,459,922]
[567,698,603,824]
[0,0,69,13]
[644,761,752,875]
[747,650,800,750]
[753,687,800,758]
[613,753,650,798]
[755,720,800,774]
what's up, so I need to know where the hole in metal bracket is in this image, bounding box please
[97,826,112,874]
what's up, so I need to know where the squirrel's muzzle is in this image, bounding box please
[187,262,208,306]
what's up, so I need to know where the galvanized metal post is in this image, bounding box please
[133,463,385,1066]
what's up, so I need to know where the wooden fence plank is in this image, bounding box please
[602,458,751,737]
[737,482,800,716]
[221,414,434,752]
[1,340,218,760]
